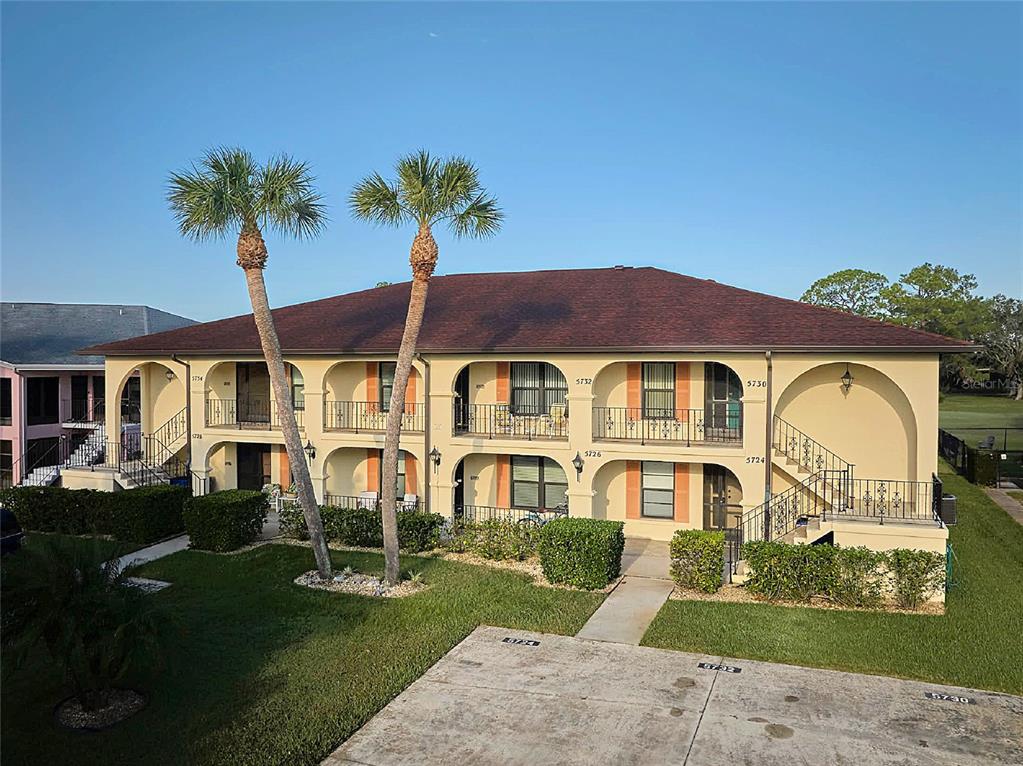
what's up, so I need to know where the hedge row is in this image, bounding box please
[447,518,537,561]
[742,541,945,609]
[669,530,725,593]
[280,503,444,553]
[538,518,625,590]
[0,485,187,545]
[183,490,267,552]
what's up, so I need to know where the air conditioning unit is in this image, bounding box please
[940,494,957,526]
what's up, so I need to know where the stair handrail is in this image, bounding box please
[773,416,854,480]
[149,407,188,451]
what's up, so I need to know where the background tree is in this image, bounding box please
[978,295,1023,399]
[881,263,990,339]
[168,147,333,578]
[350,150,502,584]
[800,268,890,318]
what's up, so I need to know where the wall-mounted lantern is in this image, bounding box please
[430,446,442,471]
[165,369,175,382]
[571,451,584,480]
[303,440,316,462]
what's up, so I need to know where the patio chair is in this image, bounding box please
[978,435,996,450]
[358,491,379,510]
[401,493,418,511]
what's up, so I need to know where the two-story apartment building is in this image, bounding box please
[78,267,971,557]
[0,302,195,487]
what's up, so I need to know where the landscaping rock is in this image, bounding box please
[293,570,426,598]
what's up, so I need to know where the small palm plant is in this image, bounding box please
[2,538,166,712]
[167,147,332,577]
[351,151,502,584]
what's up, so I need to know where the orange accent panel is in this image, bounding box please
[279,447,290,489]
[405,453,418,496]
[366,449,380,493]
[626,363,642,411]
[673,463,689,523]
[496,455,511,507]
[405,369,417,414]
[365,362,379,412]
[675,362,690,412]
[626,460,641,520]
[496,362,510,404]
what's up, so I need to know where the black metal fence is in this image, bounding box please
[453,504,567,524]
[322,494,419,511]
[323,400,424,432]
[592,406,742,445]
[940,428,1023,488]
[205,397,305,430]
[453,403,569,440]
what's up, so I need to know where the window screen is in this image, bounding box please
[641,461,674,518]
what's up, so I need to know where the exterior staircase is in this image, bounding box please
[726,416,943,583]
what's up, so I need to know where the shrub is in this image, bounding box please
[282,504,444,553]
[0,486,102,535]
[670,530,725,593]
[741,541,838,602]
[450,518,537,561]
[103,486,188,544]
[183,490,267,552]
[832,546,887,608]
[538,518,625,590]
[887,548,945,608]
[2,537,167,711]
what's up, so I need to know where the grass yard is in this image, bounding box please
[643,469,1023,694]
[1,545,603,766]
[939,392,1023,449]
[1008,490,1023,505]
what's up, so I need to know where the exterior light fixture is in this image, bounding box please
[303,440,316,461]
[165,370,175,382]
[430,446,442,468]
[572,451,584,479]
[841,365,854,393]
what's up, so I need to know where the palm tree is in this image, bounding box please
[167,147,332,578]
[350,151,501,584]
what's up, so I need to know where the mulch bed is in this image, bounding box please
[54,689,146,731]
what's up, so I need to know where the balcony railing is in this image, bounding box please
[453,403,568,440]
[323,400,424,433]
[322,493,419,511]
[59,399,141,425]
[592,406,742,446]
[453,504,569,524]
[204,397,304,430]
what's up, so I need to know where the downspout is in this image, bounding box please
[764,350,773,540]
[170,354,191,473]
[418,354,431,514]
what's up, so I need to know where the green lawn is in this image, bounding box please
[1,546,603,766]
[643,469,1023,694]
[940,392,1023,449]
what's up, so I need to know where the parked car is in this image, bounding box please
[1,507,25,555]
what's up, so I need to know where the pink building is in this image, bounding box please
[1,302,194,487]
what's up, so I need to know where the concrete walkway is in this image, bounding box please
[985,487,1023,525]
[576,538,675,645]
[324,626,1023,766]
[113,534,190,571]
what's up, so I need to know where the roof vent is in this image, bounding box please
[613,264,631,270]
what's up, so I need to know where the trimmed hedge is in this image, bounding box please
[538,518,625,590]
[0,484,187,544]
[741,540,944,608]
[447,518,537,561]
[670,530,725,593]
[280,503,444,553]
[183,490,267,552]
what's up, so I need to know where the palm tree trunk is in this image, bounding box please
[238,227,332,579]
[380,224,437,585]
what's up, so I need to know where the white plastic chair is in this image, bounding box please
[358,491,378,510]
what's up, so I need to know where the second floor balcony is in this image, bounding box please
[592,405,743,446]
[323,400,424,433]
[453,402,569,440]
[205,397,304,431]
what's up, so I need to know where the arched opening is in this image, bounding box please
[776,362,918,480]
[452,361,569,439]
[452,452,569,521]
[323,360,423,432]
[592,460,742,530]
[591,360,743,444]
[204,360,306,429]
[323,446,421,509]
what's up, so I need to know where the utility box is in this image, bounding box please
[940,494,958,526]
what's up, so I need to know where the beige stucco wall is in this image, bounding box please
[60,468,123,492]
[96,349,941,547]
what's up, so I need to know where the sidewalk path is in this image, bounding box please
[576,538,675,645]
[985,488,1023,525]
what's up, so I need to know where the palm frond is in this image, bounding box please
[396,149,440,221]
[349,173,407,226]
[166,166,238,241]
[256,154,328,239]
[435,156,480,212]
[448,193,503,239]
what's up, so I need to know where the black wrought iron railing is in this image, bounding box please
[452,504,567,524]
[773,417,853,477]
[151,407,188,449]
[452,403,569,440]
[592,406,742,445]
[323,401,424,433]
[204,397,304,430]
[322,493,419,511]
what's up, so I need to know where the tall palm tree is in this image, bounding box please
[351,151,501,585]
[167,147,333,578]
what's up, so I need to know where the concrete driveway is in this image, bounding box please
[324,626,1022,766]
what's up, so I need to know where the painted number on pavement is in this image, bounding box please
[698,662,741,673]
[924,692,975,704]
[502,637,540,647]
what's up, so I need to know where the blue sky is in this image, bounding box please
[2,2,1020,321]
